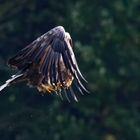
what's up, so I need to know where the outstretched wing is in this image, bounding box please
[8,26,60,70]
[8,26,88,100]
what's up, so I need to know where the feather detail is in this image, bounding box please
[0,74,24,92]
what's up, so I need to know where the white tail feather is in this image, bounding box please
[0,74,23,92]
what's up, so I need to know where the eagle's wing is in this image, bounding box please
[8,26,88,100]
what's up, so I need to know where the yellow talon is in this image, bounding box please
[37,84,54,93]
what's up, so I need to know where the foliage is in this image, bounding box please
[0,0,140,140]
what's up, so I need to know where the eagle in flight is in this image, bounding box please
[0,26,88,102]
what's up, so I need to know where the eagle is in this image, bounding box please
[0,26,88,102]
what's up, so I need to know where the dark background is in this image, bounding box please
[0,0,140,140]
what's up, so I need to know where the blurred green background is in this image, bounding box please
[0,0,140,140]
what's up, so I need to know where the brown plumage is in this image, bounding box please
[0,26,88,101]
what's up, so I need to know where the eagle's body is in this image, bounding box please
[0,26,88,101]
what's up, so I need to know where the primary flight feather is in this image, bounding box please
[0,26,88,101]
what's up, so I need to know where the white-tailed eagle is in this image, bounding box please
[0,26,88,101]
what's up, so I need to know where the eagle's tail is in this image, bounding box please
[0,74,24,92]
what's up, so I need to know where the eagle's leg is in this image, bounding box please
[37,84,55,93]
